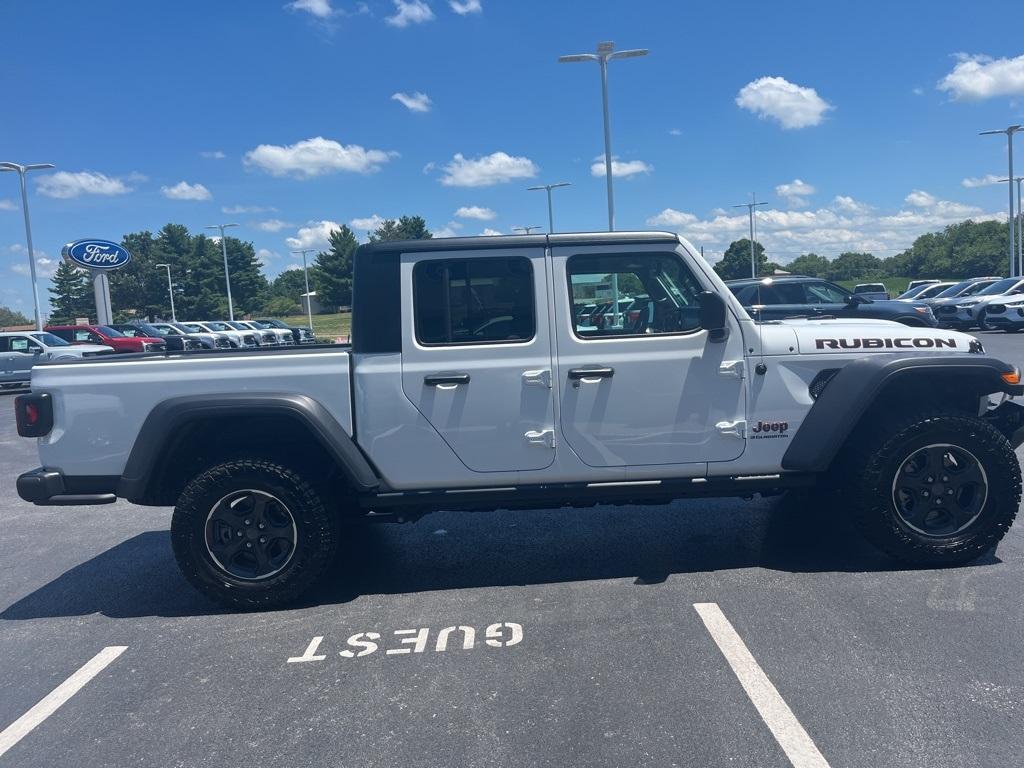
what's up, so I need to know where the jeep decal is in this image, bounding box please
[750,420,789,439]
[815,337,957,350]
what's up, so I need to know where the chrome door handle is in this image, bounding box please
[568,367,614,380]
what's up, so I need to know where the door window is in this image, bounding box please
[73,329,101,343]
[804,281,850,304]
[752,283,805,305]
[9,336,39,353]
[566,253,703,337]
[413,257,535,345]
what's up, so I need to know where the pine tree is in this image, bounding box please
[369,216,432,242]
[314,225,358,310]
[49,261,93,323]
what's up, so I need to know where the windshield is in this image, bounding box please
[976,277,1020,296]
[204,322,231,331]
[897,284,930,299]
[181,323,206,333]
[256,319,287,328]
[935,279,984,298]
[226,322,249,330]
[30,332,70,347]
[855,284,884,292]
[142,324,172,336]
[96,325,125,337]
[961,280,998,296]
[915,283,953,298]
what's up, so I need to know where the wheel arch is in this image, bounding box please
[118,393,381,505]
[782,355,1024,473]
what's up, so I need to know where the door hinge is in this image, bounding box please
[522,369,552,388]
[719,360,746,379]
[715,420,746,439]
[524,428,556,448]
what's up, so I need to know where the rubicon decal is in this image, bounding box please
[751,421,789,439]
[815,337,957,350]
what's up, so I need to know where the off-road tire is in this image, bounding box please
[171,458,338,610]
[844,413,1020,566]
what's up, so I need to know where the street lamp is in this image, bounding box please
[0,161,55,330]
[980,125,1023,276]
[291,249,315,333]
[733,194,768,278]
[155,263,176,321]
[512,225,543,235]
[559,41,648,232]
[527,182,572,233]
[205,223,239,319]
[1000,176,1024,276]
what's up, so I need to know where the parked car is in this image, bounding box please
[111,322,203,351]
[253,318,317,344]
[224,321,279,346]
[905,279,941,293]
[575,303,597,326]
[191,321,258,348]
[16,230,1024,610]
[45,324,166,353]
[153,322,232,350]
[594,298,635,330]
[971,294,1024,333]
[1,331,114,388]
[921,277,1003,310]
[726,275,937,326]
[234,320,295,345]
[896,282,955,301]
[933,277,1024,330]
[853,283,890,300]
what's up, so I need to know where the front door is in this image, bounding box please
[4,335,39,383]
[552,245,747,468]
[400,247,555,473]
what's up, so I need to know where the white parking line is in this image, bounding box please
[693,603,831,768]
[0,646,127,759]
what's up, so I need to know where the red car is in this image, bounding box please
[45,324,166,354]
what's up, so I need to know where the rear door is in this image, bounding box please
[742,281,808,321]
[0,337,11,381]
[552,244,747,468]
[400,247,555,473]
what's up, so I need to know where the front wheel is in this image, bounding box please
[977,309,992,331]
[171,458,339,610]
[844,413,1020,566]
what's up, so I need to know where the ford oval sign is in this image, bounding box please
[62,239,133,270]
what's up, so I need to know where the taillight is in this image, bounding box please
[15,393,53,437]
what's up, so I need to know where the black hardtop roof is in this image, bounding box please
[355,230,680,256]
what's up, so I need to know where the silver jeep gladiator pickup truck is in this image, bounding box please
[14,232,1024,609]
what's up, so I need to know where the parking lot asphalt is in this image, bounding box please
[2,332,1024,767]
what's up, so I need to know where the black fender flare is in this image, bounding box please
[781,354,1022,472]
[118,393,380,502]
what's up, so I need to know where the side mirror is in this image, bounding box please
[699,291,729,343]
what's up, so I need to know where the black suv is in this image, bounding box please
[726,275,937,327]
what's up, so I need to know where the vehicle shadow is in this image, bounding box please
[0,492,999,620]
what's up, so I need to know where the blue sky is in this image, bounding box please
[2,0,1024,313]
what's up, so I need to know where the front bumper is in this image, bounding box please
[935,306,976,327]
[983,305,1024,329]
[17,467,117,505]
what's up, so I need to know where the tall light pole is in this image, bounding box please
[291,249,315,332]
[559,41,648,232]
[981,125,1022,276]
[998,177,1024,276]
[733,194,768,278]
[527,182,572,233]
[512,225,543,235]
[0,161,55,330]
[155,263,176,321]
[205,223,239,319]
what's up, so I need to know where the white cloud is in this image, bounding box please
[284,263,304,271]
[223,204,276,214]
[669,128,682,136]
[735,76,833,129]
[434,221,463,238]
[386,0,434,27]
[286,220,341,250]
[36,171,133,199]
[244,136,397,178]
[832,195,872,214]
[0,199,16,211]
[256,248,282,266]
[962,174,1004,188]
[454,205,496,220]
[286,0,334,18]
[391,91,432,112]
[938,53,1024,101]
[350,214,385,231]
[449,0,481,13]
[912,87,925,96]
[590,156,653,178]
[11,252,58,278]
[439,151,538,187]
[644,190,1001,264]
[200,150,226,159]
[775,178,816,208]
[255,219,293,232]
[480,228,502,236]
[161,181,212,201]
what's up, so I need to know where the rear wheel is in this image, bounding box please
[171,458,339,610]
[843,413,1020,566]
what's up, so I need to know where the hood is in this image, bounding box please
[766,317,979,355]
[57,343,113,355]
[978,294,1024,308]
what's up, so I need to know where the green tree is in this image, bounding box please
[265,267,318,314]
[785,252,830,277]
[884,220,1008,279]
[314,225,359,310]
[48,261,94,323]
[369,215,433,242]
[713,239,767,280]
[826,251,881,282]
[0,305,31,327]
